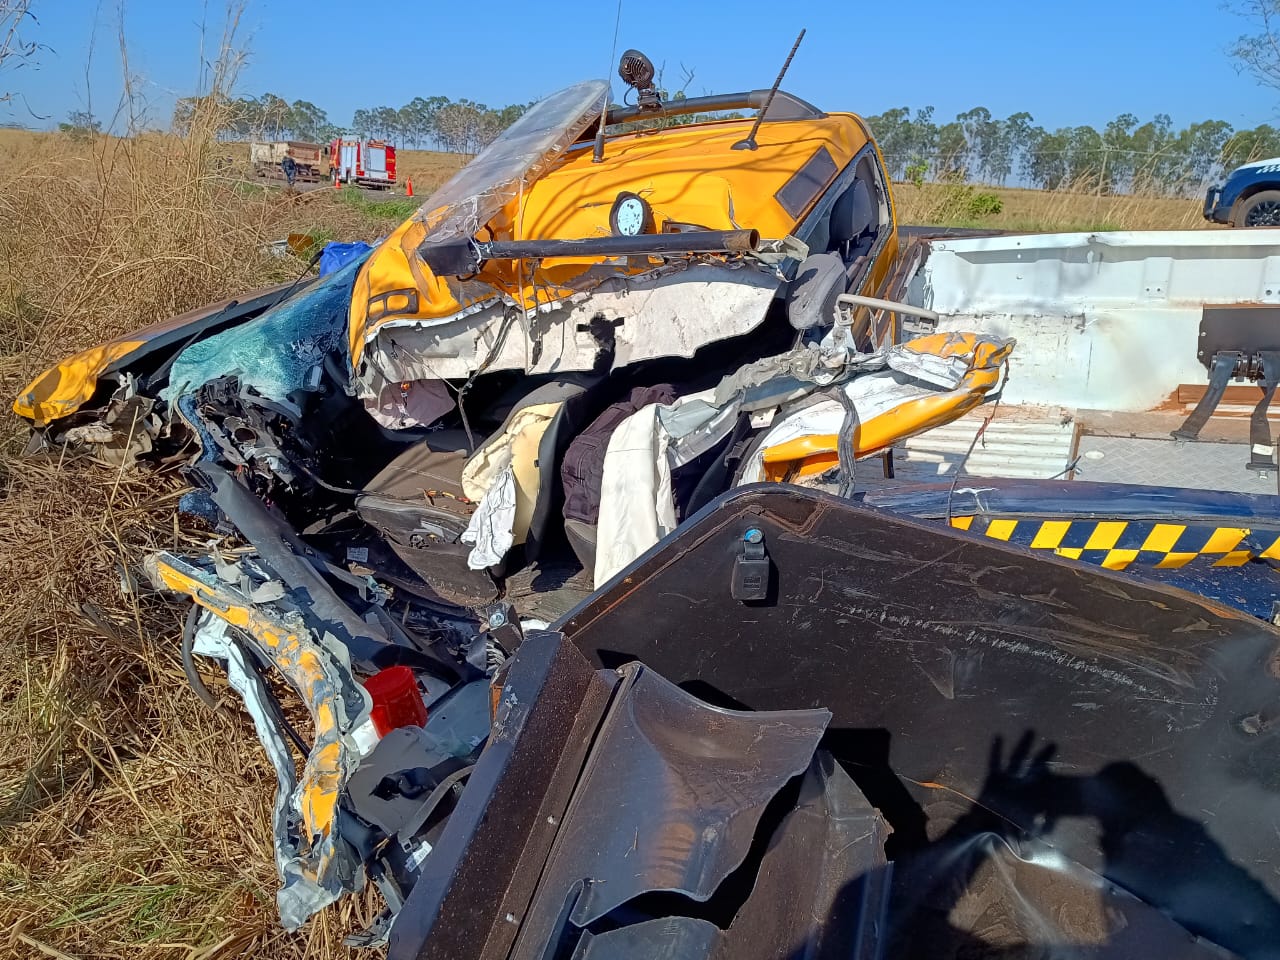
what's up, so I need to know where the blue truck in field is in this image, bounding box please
[1204,157,1280,227]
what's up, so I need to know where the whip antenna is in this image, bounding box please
[733,28,806,151]
[592,0,625,163]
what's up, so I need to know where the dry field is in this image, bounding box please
[892,180,1216,232]
[0,124,1222,959]
[0,127,458,960]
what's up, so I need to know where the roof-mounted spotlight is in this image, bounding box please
[619,49,661,112]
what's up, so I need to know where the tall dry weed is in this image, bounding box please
[893,175,1211,233]
[0,8,389,957]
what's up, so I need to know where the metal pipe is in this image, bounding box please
[479,228,760,261]
[419,229,761,276]
[835,293,940,322]
[598,90,823,132]
[604,92,756,128]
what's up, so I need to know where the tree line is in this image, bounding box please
[170,93,532,155]
[160,92,1280,198]
[867,106,1280,196]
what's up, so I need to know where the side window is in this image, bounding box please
[829,146,884,262]
[792,139,893,268]
[865,148,892,232]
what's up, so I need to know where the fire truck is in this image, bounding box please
[330,137,397,189]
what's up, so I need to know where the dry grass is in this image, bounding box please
[390,149,468,191]
[0,122,405,959]
[893,180,1217,233]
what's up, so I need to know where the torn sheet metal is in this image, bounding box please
[148,552,374,929]
[389,633,897,960]
[569,753,892,960]
[562,485,1280,958]
[353,263,782,399]
[189,613,345,927]
[738,332,1014,484]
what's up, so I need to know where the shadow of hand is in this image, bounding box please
[946,729,1061,844]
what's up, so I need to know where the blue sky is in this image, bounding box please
[6,0,1278,133]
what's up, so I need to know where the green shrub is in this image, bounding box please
[967,192,1004,218]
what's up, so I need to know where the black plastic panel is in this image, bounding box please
[560,485,1280,958]
[775,146,838,219]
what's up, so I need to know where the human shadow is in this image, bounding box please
[818,731,1280,960]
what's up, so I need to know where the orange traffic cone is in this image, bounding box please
[333,171,341,190]
[406,177,414,198]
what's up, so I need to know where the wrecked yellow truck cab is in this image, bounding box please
[14,56,965,940]
[347,77,901,424]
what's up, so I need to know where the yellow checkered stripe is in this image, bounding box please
[948,515,1280,570]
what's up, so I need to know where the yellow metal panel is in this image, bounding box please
[1083,521,1127,552]
[1030,521,1071,549]
[14,284,292,424]
[1141,523,1186,554]
[759,333,1014,478]
[1214,550,1255,567]
[522,118,866,245]
[949,516,974,530]
[13,339,145,424]
[150,557,349,861]
[1261,535,1280,560]
[1055,547,1084,560]
[1202,527,1249,554]
[1157,552,1198,569]
[350,112,886,365]
[1101,549,1140,570]
[985,519,1018,541]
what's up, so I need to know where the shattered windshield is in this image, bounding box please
[412,79,608,249]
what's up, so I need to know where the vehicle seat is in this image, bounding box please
[560,384,678,573]
[463,377,601,560]
[357,377,600,605]
[355,429,496,603]
[829,178,876,260]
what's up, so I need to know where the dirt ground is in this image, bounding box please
[0,126,1226,959]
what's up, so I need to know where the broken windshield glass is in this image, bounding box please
[410,80,608,251]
